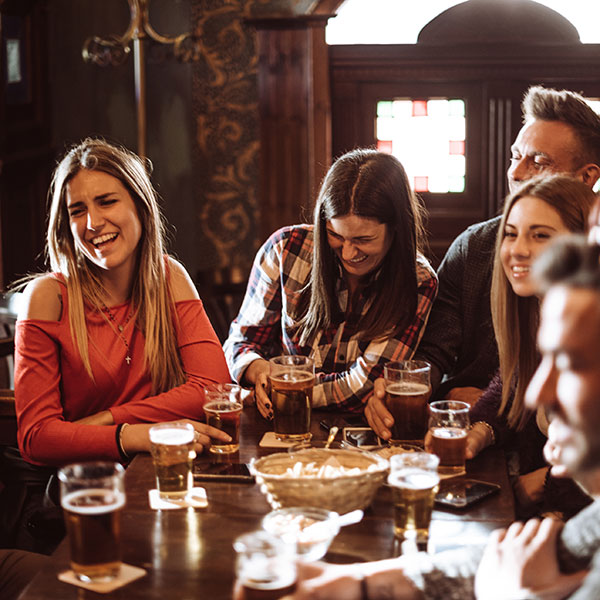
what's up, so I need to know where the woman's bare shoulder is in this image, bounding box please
[19,275,63,321]
[167,257,200,302]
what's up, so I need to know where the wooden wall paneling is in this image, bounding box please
[0,0,52,287]
[251,15,332,241]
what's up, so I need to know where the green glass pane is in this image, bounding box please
[377,101,393,117]
[449,99,465,117]
[448,175,465,193]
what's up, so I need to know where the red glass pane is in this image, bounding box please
[377,139,393,154]
[414,176,429,192]
[449,140,465,155]
[412,100,428,117]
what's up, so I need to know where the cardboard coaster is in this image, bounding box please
[58,563,146,593]
[148,487,208,509]
[258,431,297,448]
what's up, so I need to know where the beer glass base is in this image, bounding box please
[393,529,430,552]
[72,561,121,583]
[437,466,466,477]
[158,490,190,501]
[209,443,240,454]
[274,432,312,442]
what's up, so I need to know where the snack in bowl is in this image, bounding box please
[250,448,389,514]
[262,507,340,562]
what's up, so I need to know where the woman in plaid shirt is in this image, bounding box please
[224,149,438,416]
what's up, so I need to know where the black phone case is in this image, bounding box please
[434,479,500,508]
[193,463,255,483]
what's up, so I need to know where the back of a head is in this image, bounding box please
[534,234,600,295]
[522,86,600,167]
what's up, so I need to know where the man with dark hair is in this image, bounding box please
[366,85,600,439]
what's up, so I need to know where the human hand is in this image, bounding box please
[466,423,494,459]
[279,562,364,600]
[444,386,484,407]
[513,467,548,509]
[122,420,231,455]
[364,378,393,441]
[242,359,272,420]
[475,518,587,600]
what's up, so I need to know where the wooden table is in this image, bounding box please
[19,408,514,599]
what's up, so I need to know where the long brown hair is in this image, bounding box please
[491,174,596,428]
[47,138,184,393]
[297,148,427,345]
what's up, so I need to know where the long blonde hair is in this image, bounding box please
[47,138,184,393]
[491,174,596,429]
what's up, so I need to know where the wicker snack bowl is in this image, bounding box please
[250,448,389,514]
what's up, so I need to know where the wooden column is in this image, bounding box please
[249,15,332,242]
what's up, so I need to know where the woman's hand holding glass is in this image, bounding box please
[242,359,272,420]
[364,378,394,441]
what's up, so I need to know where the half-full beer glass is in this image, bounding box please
[384,360,431,444]
[427,400,470,476]
[149,422,195,499]
[204,383,244,454]
[58,461,125,583]
[388,452,439,549]
[269,355,314,442]
[234,530,297,599]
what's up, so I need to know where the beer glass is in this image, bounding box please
[269,355,314,442]
[387,452,439,549]
[428,400,470,476]
[149,422,195,499]
[58,461,125,583]
[384,360,431,444]
[234,530,297,599]
[204,383,244,454]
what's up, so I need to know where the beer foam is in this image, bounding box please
[431,427,467,439]
[61,488,125,514]
[149,427,194,445]
[388,469,439,490]
[270,372,314,384]
[386,382,430,395]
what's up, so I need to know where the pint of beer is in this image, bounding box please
[427,401,470,475]
[388,452,439,549]
[384,361,431,444]
[149,422,195,499]
[234,531,297,600]
[58,462,126,583]
[204,384,243,454]
[269,356,314,442]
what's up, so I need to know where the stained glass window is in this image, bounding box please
[376,98,466,194]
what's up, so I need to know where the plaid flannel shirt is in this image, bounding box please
[223,225,438,410]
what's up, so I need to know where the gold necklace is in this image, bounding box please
[101,302,135,365]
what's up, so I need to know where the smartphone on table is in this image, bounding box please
[434,479,500,508]
[193,462,255,483]
[342,427,384,450]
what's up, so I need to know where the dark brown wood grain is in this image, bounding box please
[19,406,514,599]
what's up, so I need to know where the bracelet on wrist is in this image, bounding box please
[469,421,496,446]
[115,423,130,462]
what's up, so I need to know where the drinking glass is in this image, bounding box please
[384,360,431,444]
[387,452,440,549]
[204,383,244,453]
[269,355,314,442]
[234,530,297,599]
[427,400,470,476]
[149,422,195,499]
[58,461,125,583]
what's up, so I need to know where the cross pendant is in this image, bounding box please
[126,355,131,365]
